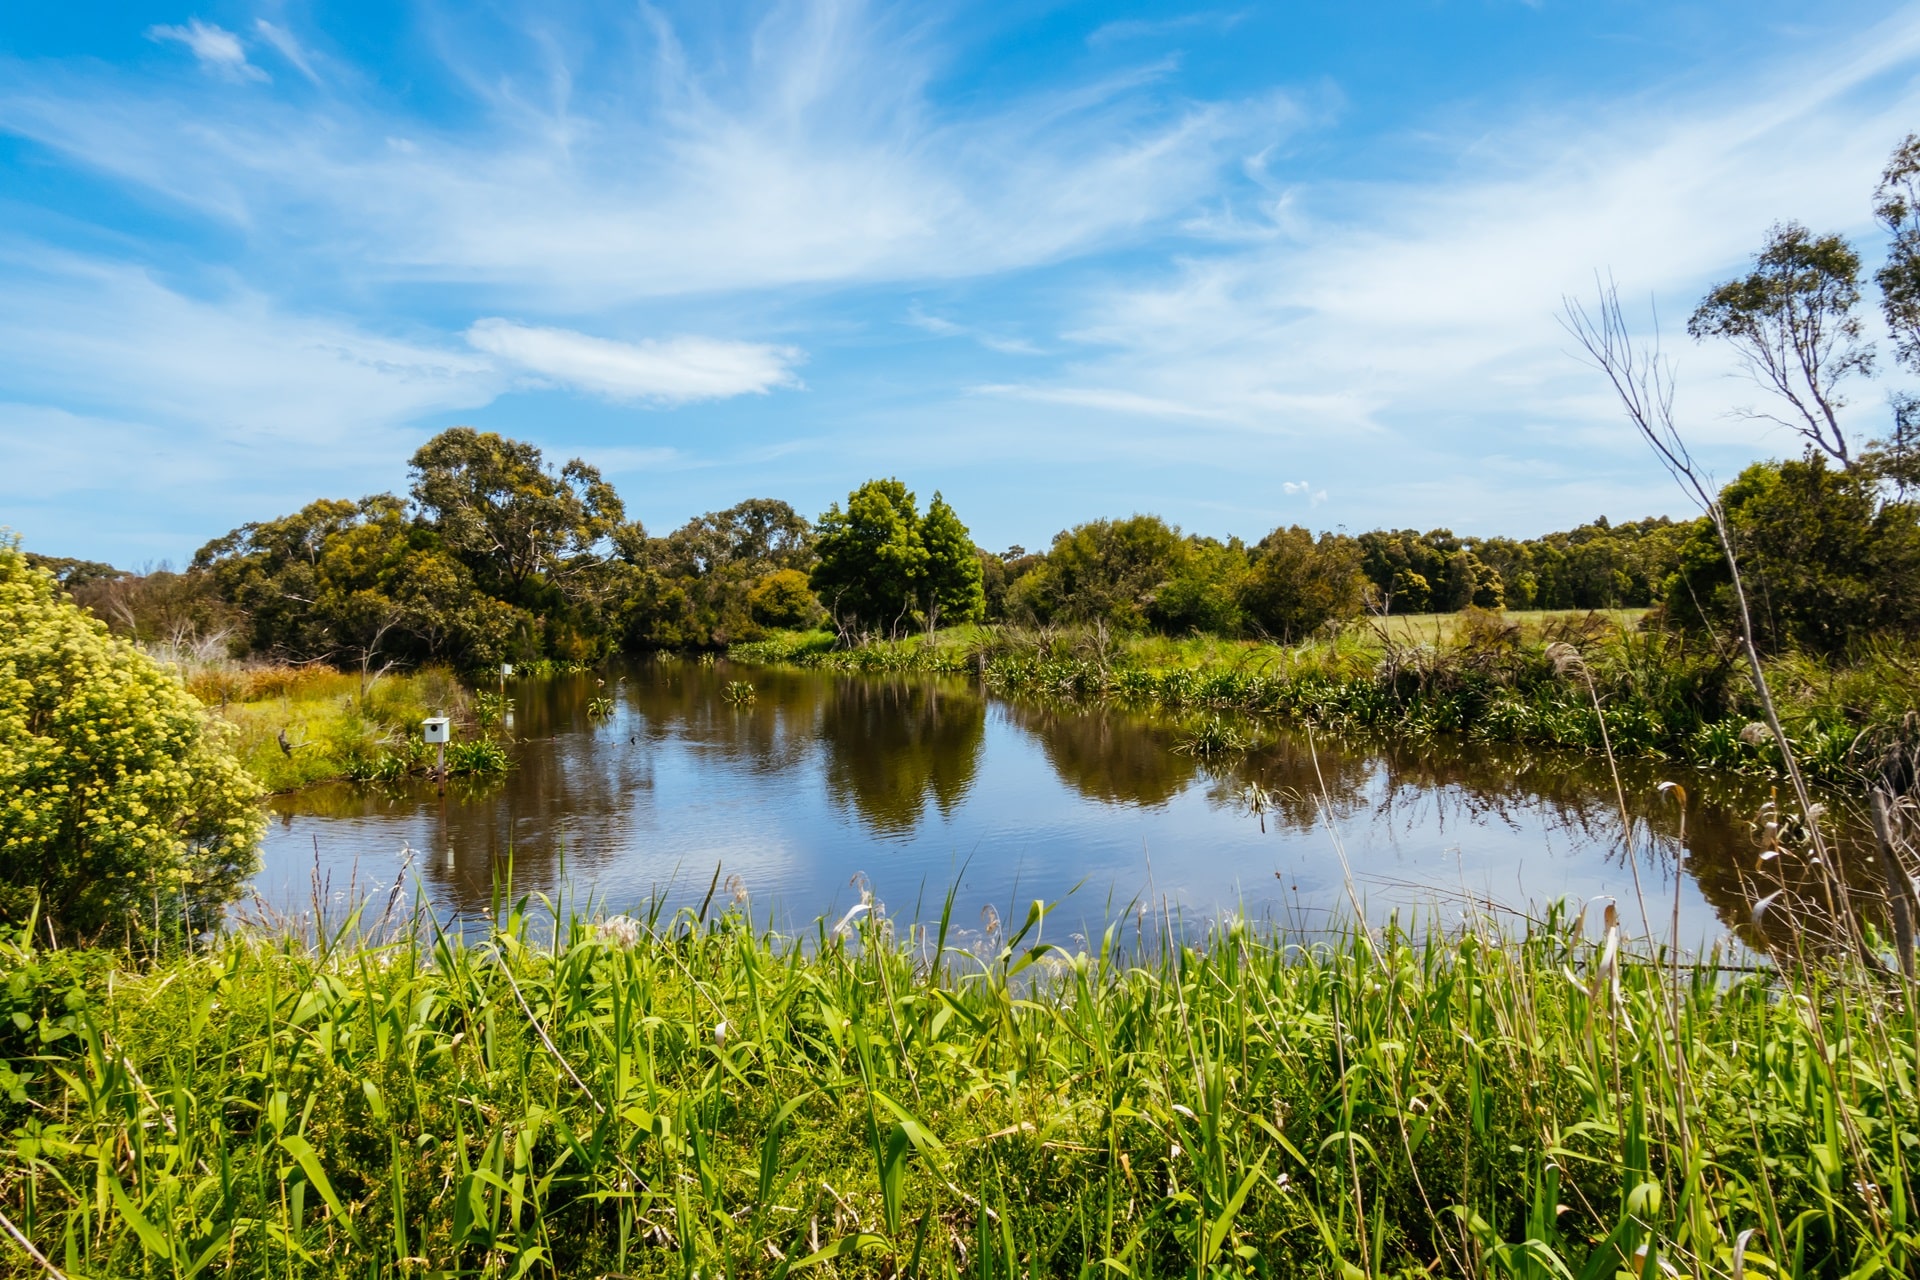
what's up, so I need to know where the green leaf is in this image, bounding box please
[280,1133,364,1246]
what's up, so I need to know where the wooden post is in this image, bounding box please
[436,740,447,797]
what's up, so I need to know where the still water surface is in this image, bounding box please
[259,659,1785,942]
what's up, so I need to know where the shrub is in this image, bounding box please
[0,542,264,939]
[1666,456,1920,656]
[747,567,825,629]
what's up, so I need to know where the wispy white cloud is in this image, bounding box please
[466,319,803,404]
[1,9,1278,306]
[977,5,1920,530]
[146,19,267,83]
[1088,10,1249,48]
[0,250,498,447]
[905,306,1045,355]
[972,382,1241,421]
[252,20,321,84]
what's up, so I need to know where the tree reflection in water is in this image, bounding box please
[817,676,985,837]
[261,661,1877,947]
[998,701,1200,807]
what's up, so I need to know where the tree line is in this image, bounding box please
[29,421,1913,668]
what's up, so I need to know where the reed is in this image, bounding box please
[732,619,1920,789]
[2,883,1914,1279]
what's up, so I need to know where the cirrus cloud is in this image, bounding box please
[466,319,804,405]
[145,20,267,83]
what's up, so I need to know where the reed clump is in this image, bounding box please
[2,893,1914,1278]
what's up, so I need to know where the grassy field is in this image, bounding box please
[731,613,1918,787]
[0,893,1912,1279]
[145,657,499,792]
[1367,609,1650,646]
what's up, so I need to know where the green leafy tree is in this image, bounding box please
[1239,527,1364,639]
[1871,136,1920,490]
[1875,134,1920,372]
[1010,515,1184,631]
[662,498,813,576]
[639,499,817,645]
[748,568,825,630]
[810,479,930,638]
[0,543,264,938]
[409,427,629,603]
[1150,537,1249,635]
[1389,569,1431,613]
[1688,222,1873,467]
[195,496,523,669]
[23,554,124,591]
[1666,456,1920,656]
[916,493,985,629]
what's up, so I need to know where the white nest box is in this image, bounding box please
[422,716,451,744]
[501,663,515,677]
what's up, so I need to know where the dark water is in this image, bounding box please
[257,659,1802,943]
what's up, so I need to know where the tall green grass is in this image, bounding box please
[3,889,1913,1278]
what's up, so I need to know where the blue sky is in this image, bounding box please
[5,1,1920,565]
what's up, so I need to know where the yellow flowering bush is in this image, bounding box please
[0,541,264,939]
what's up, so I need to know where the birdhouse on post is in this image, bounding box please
[422,717,451,794]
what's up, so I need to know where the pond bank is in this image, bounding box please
[155,658,509,792]
[731,617,1920,787]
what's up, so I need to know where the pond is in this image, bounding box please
[257,658,1799,945]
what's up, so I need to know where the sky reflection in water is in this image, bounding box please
[258,660,1791,944]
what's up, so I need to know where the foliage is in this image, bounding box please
[0,544,263,940]
[810,479,982,638]
[1008,514,1186,630]
[21,554,124,591]
[69,566,236,652]
[1,900,1910,1277]
[1358,519,1695,616]
[916,492,986,629]
[747,568,824,630]
[1688,222,1873,466]
[409,426,631,604]
[1875,133,1920,373]
[1665,455,1920,657]
[736,611,1920,788]
[628,499,821,647]
[1238,525,1365,640]
[194,495,525,670]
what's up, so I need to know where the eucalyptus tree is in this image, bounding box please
[1873,135,1920,490]
[408,426,631,603]
[1687,222,1873,467]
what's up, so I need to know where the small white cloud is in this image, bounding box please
[466,319,803,406]
[1282,480,1311,495]
[146,19,267,83]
